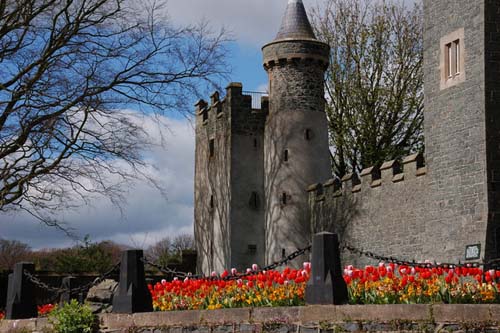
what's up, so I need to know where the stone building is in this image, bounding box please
[195,0,500,274]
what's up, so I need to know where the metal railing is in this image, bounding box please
[243,91,268,110]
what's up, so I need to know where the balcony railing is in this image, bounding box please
[243,91,268,109]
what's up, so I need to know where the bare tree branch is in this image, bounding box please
[0,0,230,230]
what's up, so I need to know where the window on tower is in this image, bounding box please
[249,191,259,210]
[440,28,465,90]
[284,149,289,162]
[281,192,288,205]
[248,244,257,254]
[304,128,312,140]
[209,139,215,157]
[445,40,460,78]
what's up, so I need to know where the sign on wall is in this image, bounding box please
[465,244,481,260]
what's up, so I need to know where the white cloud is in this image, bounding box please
[0,113,196,250]
[165,0,320,47]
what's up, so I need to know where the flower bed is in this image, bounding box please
[149,263,500,310]
[149,266,309,310]
[0,304,54,321]
[345,263,499,304]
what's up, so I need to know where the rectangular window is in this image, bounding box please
[248,244,257,254]
[209,139,215,157]
[440,29,465,90]
[445,39,460,79]
[284,149,289,162]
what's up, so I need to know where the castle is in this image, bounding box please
[194,0,500,274]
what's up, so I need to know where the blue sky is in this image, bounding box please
[0,0,308,249]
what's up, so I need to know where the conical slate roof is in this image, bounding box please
[275,0,316,40]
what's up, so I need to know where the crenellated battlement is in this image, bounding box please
[195,83,269,123]
[307,152,427,199]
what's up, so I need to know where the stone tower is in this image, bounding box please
[262,0,331,265]
[194,85,267,274]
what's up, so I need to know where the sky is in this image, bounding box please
[0,0,318,250]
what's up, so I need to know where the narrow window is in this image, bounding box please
[454,40,460,74]
[202,109,208,122]
[446,42,452,78]
[446,39,460,79]
[284,149,289,162]
[248,244,257,254]
[253,138,258,149]
[210,195,214,209]
[209,139,215,157]
[249,191,259,210]
[281,249,286,259]
[305,129,312,140]
[281,192,287,205]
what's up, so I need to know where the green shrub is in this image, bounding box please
[48,300,96,333]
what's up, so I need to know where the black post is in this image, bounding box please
[5,262,38,319]
[112,249,152,313]
[59,276,78,305]
[306,232,348,305]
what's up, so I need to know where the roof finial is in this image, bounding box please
[276,0,316,40]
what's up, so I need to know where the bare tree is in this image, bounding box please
[311,0,423,177]
[0,238,32,271]
[0,0,229,227]
[171,233,195,254]
[146,236,171,265]
[146,234,194,266]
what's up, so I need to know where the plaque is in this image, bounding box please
[465,244,481,260]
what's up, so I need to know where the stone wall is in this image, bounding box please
[3,305,500,333]
[308,154,430,267]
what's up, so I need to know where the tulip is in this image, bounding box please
[252,264,258,271]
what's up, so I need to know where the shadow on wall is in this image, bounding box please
[310,181,359,244]
[194,103,231,274]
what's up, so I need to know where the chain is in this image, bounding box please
[141,257,204,280]
[142,245,312,282]
[260,245,312,271]
[341,243,500,269]
[69,262,121,294]
[23,270,67,294]
[23,262,120,297]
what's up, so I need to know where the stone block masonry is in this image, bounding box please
[308,0,500,267]
[2,305,500,332]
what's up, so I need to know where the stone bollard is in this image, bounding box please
[6,262,38,319]
[306,232,348,305]
[112,249,152,313]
